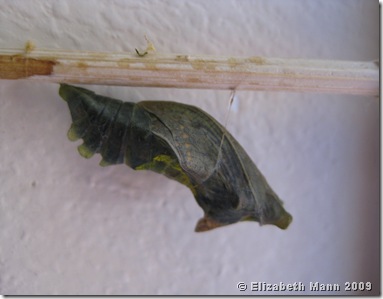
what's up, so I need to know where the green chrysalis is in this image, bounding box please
[59,84,292,232]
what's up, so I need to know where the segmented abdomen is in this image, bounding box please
[60,84,174,169]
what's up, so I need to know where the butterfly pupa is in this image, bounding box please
[59,84,292,232]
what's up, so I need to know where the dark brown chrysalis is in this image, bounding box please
[59,84,292,232]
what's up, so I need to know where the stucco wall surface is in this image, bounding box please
[0,0,379,295]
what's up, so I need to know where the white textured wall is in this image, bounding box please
[0,0,379,295]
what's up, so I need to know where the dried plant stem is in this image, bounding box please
[0,47,378,96]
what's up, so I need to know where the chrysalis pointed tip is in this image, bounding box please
[274,212,293,230]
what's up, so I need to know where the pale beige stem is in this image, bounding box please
[0,47,379,96]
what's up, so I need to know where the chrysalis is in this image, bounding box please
[59,84,292,232]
